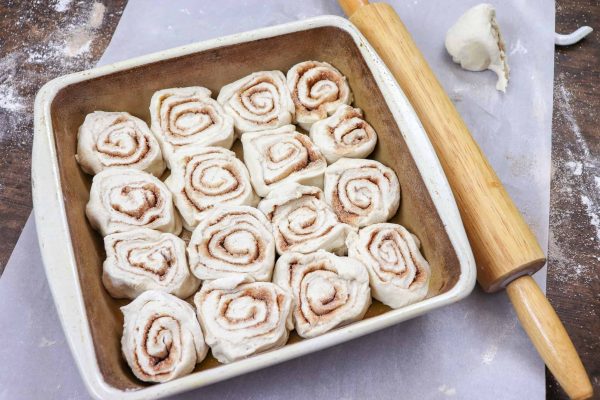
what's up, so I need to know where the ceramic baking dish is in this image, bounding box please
[32,15,476,400]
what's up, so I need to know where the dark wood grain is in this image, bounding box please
[0,1,597,398]
[0,0,127,272]
[547,1,600,399]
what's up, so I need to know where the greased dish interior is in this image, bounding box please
[48,26,461,390]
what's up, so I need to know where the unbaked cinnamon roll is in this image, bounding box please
[86,168,182,236]
[217,70,295,133]
[258,183,355,255]
[194,275,293,364]
[241,125,327,197]
[75,111,166,176]
[287,61,353,130]
[324,158,400,228]
[273,250,371,338]
[102,229,199,299]
[121,290,208,383]
[164,146,258,230]
[347,223,430,308]
[150,86,234,167]
[188,205,275,282]
[309,105,377,163]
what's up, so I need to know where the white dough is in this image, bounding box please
[76,111,166,176]
[258,183,355,255]
[164,146,258,230]
[309,105,377,164]
[188,205,276,282]
[194,275,293,364]
[324,158,400,228]
[445,4,510,92]
[241,125,327,197]
[273,250,371,338]
[287,61,353,130]
[217,70,295,134]
[121,290,208,383]
[347,223,430,309]
[102,229,199,299]
[86,168,182,236]
[149,86,234,167]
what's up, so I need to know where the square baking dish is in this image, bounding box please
[33,15,476,400]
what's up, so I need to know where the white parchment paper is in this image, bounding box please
[0,1,554,399]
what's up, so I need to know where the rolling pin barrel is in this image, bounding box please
[338,1,593,399]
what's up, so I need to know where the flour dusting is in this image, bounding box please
[580,195,600,242]
[481,344,499,365]
[509,39,528,55]
[438,385,457,396]
[565,161,583,176]
[38,337,57,348]
[54,0,73,13]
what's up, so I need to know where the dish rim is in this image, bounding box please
[32,15,477,400]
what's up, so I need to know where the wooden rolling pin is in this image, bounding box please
[338,1,593,399]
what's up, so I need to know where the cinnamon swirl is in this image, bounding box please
[188,205,275,282]
[102,229,199,299]
[309,105,377,163]
[241,125,327,197]
[273,250,371,338]
[347,223,430,308]
[287,61,353,130]
[324,158,400,228]
[121,290,208,383]
[86,168,182,236]
[76,111,166,176]
[217,70,295,134]
[258,183,355,255]
[164,146,258,230]
[149,86,234,167]
[194,275,293,364]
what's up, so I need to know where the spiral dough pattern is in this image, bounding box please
[194,275,293,364]
[121,290,208,383]
[188,205,275,282]
[241,125,326,197]
[217,71,295,133]
[150,86,234,166]
[347,223,430,309]
[287,61,353,130]
[309,105,377,163]
[102,229,199,299]
[258,183,354,255]
[86,168,181,236]
[76,111,166,176]
[273,250,371,338]
[324,158,401,228]
[165,146,258,230]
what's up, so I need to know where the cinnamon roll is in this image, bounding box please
[324,158,400,228]
[287,61,353,130]
[241,125,327,197]
[346,223,430,308]
[194,275,293,364]
[164,146,258,230]
[309,105,377,163]
[102,229,199,299]
[188,206,275,282]
[258,183,355,255]
[217,70,295,133]
[273,250,371,338]
[149,86,234,167]
[121,290,208,383]
[86,168,182,236]
[75,111,166,177]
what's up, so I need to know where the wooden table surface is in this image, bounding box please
[0,1,597,398]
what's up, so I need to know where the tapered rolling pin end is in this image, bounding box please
[506,276,593,400]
